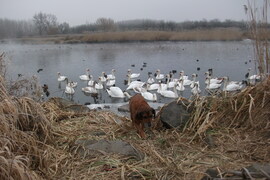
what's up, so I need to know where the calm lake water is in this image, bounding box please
[0,41,255,105]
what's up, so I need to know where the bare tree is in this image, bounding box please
[33,12,58,35]
[96,18,116,32]
[58,22,70,34]
[33,12,47,35]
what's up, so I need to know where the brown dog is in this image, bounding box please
[129,94,155,138]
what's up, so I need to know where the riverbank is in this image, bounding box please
[7,28,252,44]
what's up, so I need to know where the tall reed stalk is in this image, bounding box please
[246,0,270,76]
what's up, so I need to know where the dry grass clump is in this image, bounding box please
[186,75,270,138]
[79,28,245,43]
[0,55,55,179]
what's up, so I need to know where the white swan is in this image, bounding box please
[87,75,95,86]
[57,72,67,82]
[157,81,168,94]
[166,74,176,88]
[99,72,107,82]
[134,87,157,102]
[223,76,244,92]
[107,69,116,80]
[147,74,155,84]
[68,81,77,88]
[127,69,140,79]
[82,82,98,94]
[145,83,159,91]
[106,79,116,86]
[65,79,75,94]
[205,77,222,90]
[79,68,90,81]
[160,83,178,98]
[107,87,129,98]
[190,73,198,88]
[246,68,261,85]
[176,79,185,91]
[95,78,104,90]
[191,82,201,95]
[126,74,144,90]
[204,71,223,84]
[179,71,192,86]
[155,69,165,80]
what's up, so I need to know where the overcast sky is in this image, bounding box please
[0,0,265,26]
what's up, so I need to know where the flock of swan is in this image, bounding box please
[57,67,261,102]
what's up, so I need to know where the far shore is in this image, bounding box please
[2,28,256,44]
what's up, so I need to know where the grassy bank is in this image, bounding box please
[14,28,253,44]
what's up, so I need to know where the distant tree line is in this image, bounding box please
[0,12,252,39]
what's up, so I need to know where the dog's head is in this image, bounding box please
[136,108,156,124]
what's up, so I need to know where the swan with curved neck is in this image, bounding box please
[95,77,104,90]
[82,81,97,94]
[127,69,140,79]
[179,71,192,86]
[159,83,179,98]
[205,77,222,90]
[155,69,164,80]
[157,81,167,94]
[87,75,95,86]
[79,68,90,81]
[57,72,67,82]
[65,78,75,94]
[223,76,244,92]
[133,86,157,102]
[107,86,131,98]
[190,73,198,88]
[166,74,176,88]
[176,79,185,91]
[107,69,116,80]
[204,71,223,84]
[191,81,201,95]
[100,72,107,82]
[147,74,155,84]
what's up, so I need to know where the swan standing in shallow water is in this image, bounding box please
[99,72,107,82]
[68,81,77,88]
[82,81,98,94]
[107,87,130,98]
[65,79,75,94]
[127,69,140,79]
[95,77,104,90]
[79,68,90,81]
[57,72,67,82]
